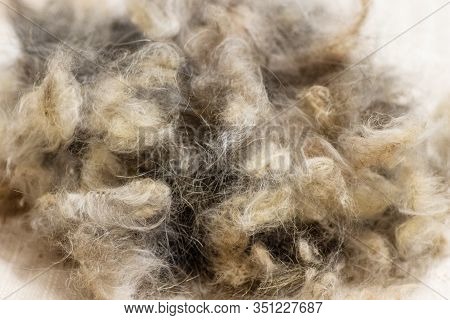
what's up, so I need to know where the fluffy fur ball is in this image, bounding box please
[0,0,448,299]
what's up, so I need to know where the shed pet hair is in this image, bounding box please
[0,0,448,299]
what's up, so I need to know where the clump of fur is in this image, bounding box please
[0,0,448,299]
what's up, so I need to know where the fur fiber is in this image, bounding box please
[0,0,448,299]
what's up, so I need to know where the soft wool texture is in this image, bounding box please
[0,0,448,299]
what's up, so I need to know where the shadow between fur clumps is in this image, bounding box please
[0,0,448,299]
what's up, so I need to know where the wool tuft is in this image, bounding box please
[0,0,448,299]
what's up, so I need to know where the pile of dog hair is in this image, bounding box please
[0,0,448,299]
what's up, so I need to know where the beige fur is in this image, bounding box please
[0,0,448,299]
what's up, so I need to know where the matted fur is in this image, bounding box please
[0,0,448,299]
